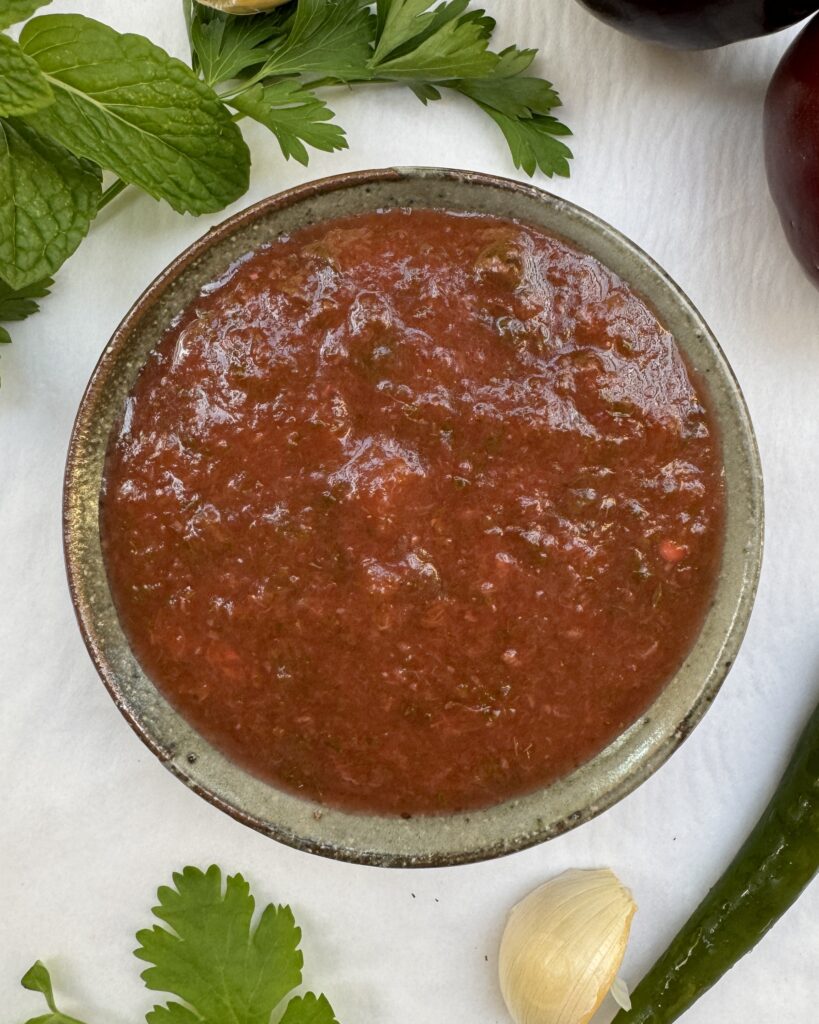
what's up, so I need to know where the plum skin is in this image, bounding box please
[765,13,819,288]
[573,1,819,50]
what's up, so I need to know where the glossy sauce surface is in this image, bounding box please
[101,209,724,815]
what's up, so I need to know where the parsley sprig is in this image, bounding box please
[187,0,572,177]
[0,0,570,352]
[19,866,339,1024]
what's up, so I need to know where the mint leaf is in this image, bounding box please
[280,993,340,1024]
[372,0,497,77]
[188,7,288,86]
[230,81,347,165]
[259,0,375,79]
[0,0,50,31]
[20,14,250,215]
[20,961,87,1024]
[0,118,100,289]
[0,34,52,116]
[135,865,312,1024]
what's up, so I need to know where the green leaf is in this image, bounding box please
[20,14,250,215]
[477,104,573,177]
[259,0,375,79]
[0,0,50,31]
[21,962,59,1012]
[230,80,346,165]
[135,865,306,1024]
[371,0,497,79]
[409,81,441,104]
[374,1,492,62]
[20,962,88,1024]
[146,1003,201,1024]
[373,0,440,61]
[279,993,340,1024]
[188,7,288,86]
[0,34,52,116]
[0,118,100,289]
[452,50,562,118]
[0,273,51,323]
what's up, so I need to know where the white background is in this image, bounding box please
[2,2,818,1021]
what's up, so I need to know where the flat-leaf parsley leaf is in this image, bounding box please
[0,275,52,343]
[231,80,347,164]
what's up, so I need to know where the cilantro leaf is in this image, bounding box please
[19,14,250,215]
[279,993,340,1024]
[20,961,87,1024]
[371,0,497,78]
[0,0,51,31]
[135,864,327,1024]
[258,0,375,80]
[188,7,289,87]
[0,118,100,289]
[230,81,347,165]
[0,34,52,117]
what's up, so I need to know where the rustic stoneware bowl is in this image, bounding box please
[64,167,763,867]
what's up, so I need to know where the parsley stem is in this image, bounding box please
[98,178,129,211]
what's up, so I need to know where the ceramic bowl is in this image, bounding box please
[64,167,763,867]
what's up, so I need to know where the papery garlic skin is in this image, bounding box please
[197,0,290,14]
[499,868,636,1024]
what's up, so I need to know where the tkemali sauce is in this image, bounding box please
[101,209,724,816]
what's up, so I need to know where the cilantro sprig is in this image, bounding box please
[0,0,571,355]
[19,866,339,1024]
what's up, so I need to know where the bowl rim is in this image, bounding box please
[63,166,764,867]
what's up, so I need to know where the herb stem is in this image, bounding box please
[98,178,129,211]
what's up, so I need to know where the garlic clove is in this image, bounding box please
[610,976,632,1012]
[499,868,636,1024]
[197,0,291,14]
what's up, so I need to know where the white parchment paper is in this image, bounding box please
[2,2,818,1020]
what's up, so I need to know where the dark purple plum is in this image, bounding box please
[574,0,818,49]
[765,13,819,287]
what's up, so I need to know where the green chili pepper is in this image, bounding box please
[614,698,819,1024]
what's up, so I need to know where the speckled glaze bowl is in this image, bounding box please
[64,167,763,867]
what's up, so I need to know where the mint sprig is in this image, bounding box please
[20,15,250,216]
[0,119,100,289]
[0,34,52,117]
[0,0,51,32]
